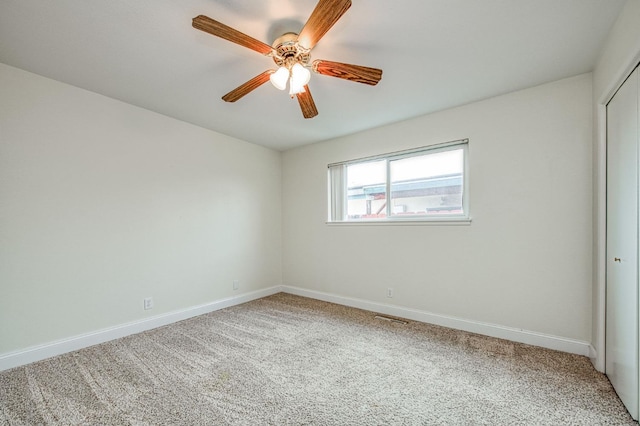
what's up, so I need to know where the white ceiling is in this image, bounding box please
[0,0,626,150]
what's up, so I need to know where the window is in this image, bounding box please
[328,140,469,222]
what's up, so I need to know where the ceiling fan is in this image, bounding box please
[192,0,383,119]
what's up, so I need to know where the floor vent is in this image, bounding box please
[374,315,408,325]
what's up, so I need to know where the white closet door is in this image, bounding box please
[606,66,639,421]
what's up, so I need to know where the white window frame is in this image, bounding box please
[327,139,471,225]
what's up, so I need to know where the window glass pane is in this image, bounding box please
[346,160,387,219]
[328,140,468,223]
[389,148,464,216]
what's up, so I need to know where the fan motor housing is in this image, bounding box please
[272,32,310,68]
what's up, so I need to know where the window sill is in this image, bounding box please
[326,217,472,226]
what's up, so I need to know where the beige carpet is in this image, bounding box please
[0,293,636,425]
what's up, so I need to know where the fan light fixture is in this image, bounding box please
[269,63,311,95]
[267,32,312,96]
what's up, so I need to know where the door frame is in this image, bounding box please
[604,67,639,420]
[595,50,640,373]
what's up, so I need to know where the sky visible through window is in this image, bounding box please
[347,149,463,188]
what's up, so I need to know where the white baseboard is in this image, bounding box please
[281,286,591,357]
[1,285,593,372]
[0,286,281,372]
[588,344,605,372]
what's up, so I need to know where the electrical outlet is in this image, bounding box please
[143,297,153,310]
[233,280,239,290]
[387,288,393,298]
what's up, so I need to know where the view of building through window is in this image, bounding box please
[342,146,465,220]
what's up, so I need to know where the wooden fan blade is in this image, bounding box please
[222,71,272,103]
[297,0,352,50]
[296,85,319,119]
[193,15,272,55]
[313,60,382,85]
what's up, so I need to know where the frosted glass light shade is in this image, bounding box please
[291,63,310,86]
[269,67,289,90]
[289,63,310,95]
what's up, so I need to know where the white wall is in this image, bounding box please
[0,63,282,355]
[591,0,640,371]
[0,51,603,364]
[283,74,593,343]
